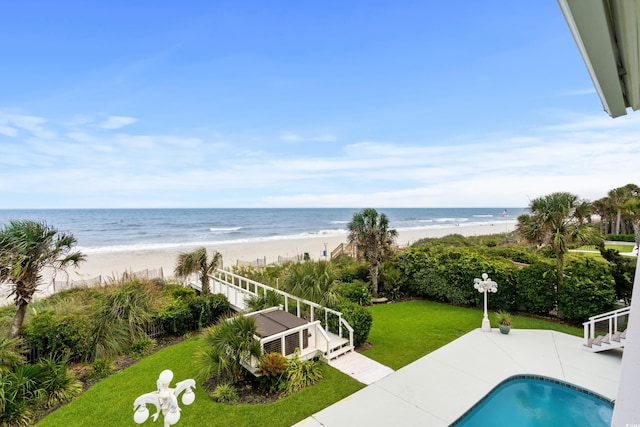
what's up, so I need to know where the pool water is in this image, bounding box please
[452,376,613,427]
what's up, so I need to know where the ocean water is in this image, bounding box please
[0,208,525,254]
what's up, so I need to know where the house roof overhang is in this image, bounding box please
[558,0,640,117]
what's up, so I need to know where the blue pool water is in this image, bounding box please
[452,376,613,427]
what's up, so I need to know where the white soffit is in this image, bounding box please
[558,0,640,118]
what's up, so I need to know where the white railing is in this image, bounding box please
[583,306,631,346]
[210,269,354,351]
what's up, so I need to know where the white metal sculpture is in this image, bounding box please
[133,369,196,426]
[473,273,498,332]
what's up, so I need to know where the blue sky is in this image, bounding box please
[1,1,639,209]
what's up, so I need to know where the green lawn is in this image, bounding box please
[36,300,583,426]
[575,244,634,253]
[35,337,363,427]
[363,300,582,370]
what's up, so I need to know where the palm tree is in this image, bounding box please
[283,261,338,308]
[197,314,261,382]
[516,192,601,298]
[347,208,398,298]
[608,185,638,235]
[623,198,640,248]
[174,247,222,296]
[0,220,85,339]
[592,197,615,234]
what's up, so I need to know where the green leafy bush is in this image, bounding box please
[23,312,90,362]
[256,352,288,392]
[209,382,238,403]
[558,257,617,323]
[399,248,518,311]
[285,351,322,394]
[336,280,371,305]
[88,358,116,381]
[158,301,193,336]
[334,300,373,348]
[516,261,556,315]
[606,234,635,242]
[128,338,157,358]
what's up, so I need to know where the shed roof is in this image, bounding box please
[248,310,309,338]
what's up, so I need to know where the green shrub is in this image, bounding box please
[158,301,193,336]
[336,280,371,305]
[334,300,373,348]
[516,261,556,315]
[168,285,197,300]
[187,294,230,330]
[285,351,322,394]
[256,352,288,393]
[606,234,635,242]
[23,312,90,362]
[333,257,369,283]
[0,365,43,426]
[558,257,617,324]
[197,315,261,382]
[400,248,518,311]
[88,358,116,381]
[128,338,157,358]
[87,281,155,361]
[245,290,283,312]
[37,354,82,407]
[209,382,238,403]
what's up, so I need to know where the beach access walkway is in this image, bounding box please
[328,351,394,385]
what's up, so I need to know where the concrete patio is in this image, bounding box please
[295,328,622,427]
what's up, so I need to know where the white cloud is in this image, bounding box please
[561,88,597,96]
[99,116,139,130]
[1,110,639,208]
[279,132,336,142]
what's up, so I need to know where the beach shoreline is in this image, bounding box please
[66,221,517,282]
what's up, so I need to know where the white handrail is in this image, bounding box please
[583,306,631,346]
[210,268,355,358]
[587,306,631,322]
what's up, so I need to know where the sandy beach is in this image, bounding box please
[65,221,517,282]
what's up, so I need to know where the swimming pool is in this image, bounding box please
[451,375,613,427]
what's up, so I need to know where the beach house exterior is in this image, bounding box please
[559,1,640,424]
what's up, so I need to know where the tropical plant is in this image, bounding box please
[209,382,238,403]
[516,192,602,298]
[197,315,261,382]
[284,350,323,394]
[608,185,636,235]
[495,310,512,326]
[347,208,398,298]
[174,247,222,296]
[0,220,85,339]
[37,354,82,408]
[88,358,116,381]
[0,338,25,373]
[256,352,288,393]
[87,281,154,361]
[283,261,338,308]
[245,290,284,312]
[623,196,640,248]
[0,364,43,427]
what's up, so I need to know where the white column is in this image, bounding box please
[612,255,640,426]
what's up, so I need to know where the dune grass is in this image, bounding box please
[35,337,363,427]
[363,300,582,370]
